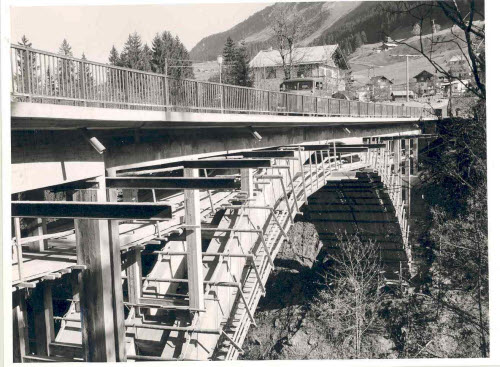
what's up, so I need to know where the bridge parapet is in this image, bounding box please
[11,45,432,119]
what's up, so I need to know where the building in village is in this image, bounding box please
[442,79,470,96]
[413,70,440,97]
[249,44,349,93]
[374,36,398,53]
[367,75,393,101]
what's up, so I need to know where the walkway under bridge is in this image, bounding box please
[12,136,425,362]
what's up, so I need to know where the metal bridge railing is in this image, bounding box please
[10,44,433,118]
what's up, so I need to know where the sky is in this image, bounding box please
[10,2,271,63]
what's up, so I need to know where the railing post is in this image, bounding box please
[25,49,32,102]
[163,76,170,110]
[124,72,130,109]
[220,84,224,114]
[80,61,87,107]
[267,91,271,113]
[194,81,199,110]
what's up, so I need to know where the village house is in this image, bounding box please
[249,44,348,93]
[374,36,398,53]
[442,79,470,96]
[367,75,393,101]
[413,70,440,96]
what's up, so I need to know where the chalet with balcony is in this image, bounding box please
[249,45,348,92]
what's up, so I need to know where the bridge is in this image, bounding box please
[10,45,436,362]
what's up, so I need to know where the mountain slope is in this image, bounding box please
[189,1,361,61]
[190,1,484,63]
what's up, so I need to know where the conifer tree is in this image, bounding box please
[16,35,37,94]
[18,35,32,48]
[120,32,143,70]
[108,45,121,66]
[222,37,237,84]
[58,39,76,97]
[140,44,153,72]
[80,53,94,94]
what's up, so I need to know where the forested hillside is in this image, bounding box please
[189,1,361,61]
[190,1,484,61]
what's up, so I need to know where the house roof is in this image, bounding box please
[369,75,393,84]
[414,70,435,79]
[249,45,339,68]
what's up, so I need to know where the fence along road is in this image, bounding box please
[11,44,432,119]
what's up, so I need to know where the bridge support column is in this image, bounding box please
[74,176,124,362]
[184,168,204,310]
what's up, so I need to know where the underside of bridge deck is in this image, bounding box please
[12,123,423,193]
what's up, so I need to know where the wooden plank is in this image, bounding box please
[106,176,240,190]
[183,159,271,169]
[12,201,172,220]
[184,168,205,310]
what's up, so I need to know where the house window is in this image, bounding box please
[266,67,277,79]
[297,64,313,78]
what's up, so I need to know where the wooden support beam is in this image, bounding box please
[13,289,29,362]
[283,144,330,151]
[331,143,386,148]
[126,248,142,311]
[12,201,172,220]
[378,134,436,141]
[32,283,55,356]
[23,189,48,252]
[106,176,240,190]
[184,168,205,310]
[48,180,100,193]
[74,184,117,362]
[241,169,254,199]
[329,147,369,153]
[106,175,127,362]
[183,159,271,169]
[233,150,295,158]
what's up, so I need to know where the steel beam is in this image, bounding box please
[12,201,172,220]
[183,159,271,169]
[231,150,295,158]
[106,176,240,190]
